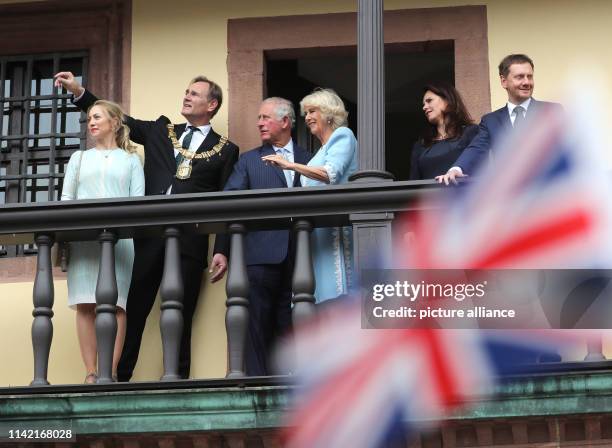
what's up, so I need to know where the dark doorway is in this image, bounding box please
[265,41,454,180]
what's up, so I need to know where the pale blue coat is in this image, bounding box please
[301,127,358,302]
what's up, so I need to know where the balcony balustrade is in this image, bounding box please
[2,179,612,447]
[0,179,446,385]
[0,179,609,387]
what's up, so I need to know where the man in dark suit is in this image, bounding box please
[54,72,239,380]
[211,97,311,376]
[437,54,562,184]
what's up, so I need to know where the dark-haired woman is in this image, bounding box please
[409,83,478,180]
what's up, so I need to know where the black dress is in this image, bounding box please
[409,124,478,180]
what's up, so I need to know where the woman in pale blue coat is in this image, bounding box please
[263,88,358,302]
[61,100,144,383]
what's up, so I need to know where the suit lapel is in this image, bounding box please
[526,98,538,117]
[262,144,289,187]
[294,144,311,165]
[292,143,311,187]
[174,123,187,138]
[195,128,219,153]
[493,98,537,131]
[166,122,186,171]
[495,106,512,129]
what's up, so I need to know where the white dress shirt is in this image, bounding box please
[176,124,211,156]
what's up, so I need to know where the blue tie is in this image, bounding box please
[278,147,294,187]
[513,106,525,128]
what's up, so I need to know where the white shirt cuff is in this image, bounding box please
[72,89,85,102]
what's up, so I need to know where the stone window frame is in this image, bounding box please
[227,6,490,151]
[0,0,131,281]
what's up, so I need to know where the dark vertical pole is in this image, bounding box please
[351,0,395,278]
[159,227,184,381]
[225,223,249,379]
[95,231,118,384]
[292,220,316,325]
[355,0,392,179]
[49,56,59,201]
[31,234,54,386]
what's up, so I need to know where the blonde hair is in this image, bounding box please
[88,100,136,153]
[299,88,348,130]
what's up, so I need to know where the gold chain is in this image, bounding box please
[167,124,228,161]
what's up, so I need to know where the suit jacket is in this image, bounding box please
[454,98,562,175]
[74,90,239,263]
[213,142,312,265]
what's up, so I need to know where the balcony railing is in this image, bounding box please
[0,179,431,385]
[0,179,608,387]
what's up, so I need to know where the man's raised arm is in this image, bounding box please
[54,71,85,98]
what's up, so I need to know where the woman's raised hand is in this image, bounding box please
[262,154,293,170]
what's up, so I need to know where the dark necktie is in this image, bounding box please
[513,105,525,128]
[176,126,199,166]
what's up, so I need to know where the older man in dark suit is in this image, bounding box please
[437,54,562,184]
[54,72,239,381]
[211,97,311,376]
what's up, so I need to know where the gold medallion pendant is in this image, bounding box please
[176,164,192,180]
[167,124,229,180]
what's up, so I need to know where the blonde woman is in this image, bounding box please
[262,88,358,302]
[61,100,145,383]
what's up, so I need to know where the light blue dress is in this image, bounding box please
[301,127,358,302]
[61,148,145,310]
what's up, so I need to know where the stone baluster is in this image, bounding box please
[159,227,184,381]
[31,234,54,386]
[225,223,249,378]
[292,220,316,326]
[95,231,118,384]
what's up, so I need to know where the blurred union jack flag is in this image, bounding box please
[278,86,611,447]
[278,302,490,448]
[409,94,612,270]
[279,301,583,448]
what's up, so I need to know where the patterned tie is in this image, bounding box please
[513,105,525,128]
[176,126,199,166]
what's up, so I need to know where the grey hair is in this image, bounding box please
[299,88,348,130]
[262,97,296,128]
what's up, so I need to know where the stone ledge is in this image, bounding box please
[0,385,290,436]
[3,370,612,442]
